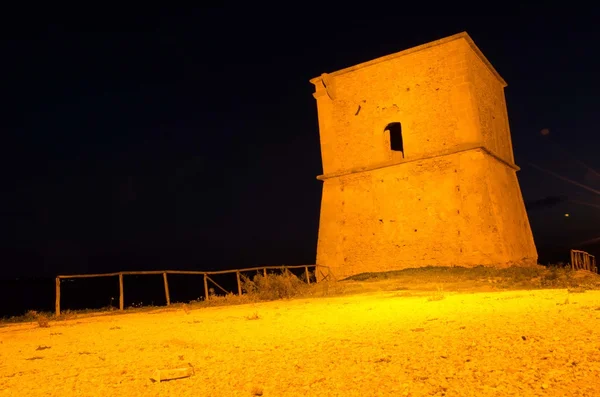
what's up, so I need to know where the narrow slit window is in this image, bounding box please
[386,122,404,157]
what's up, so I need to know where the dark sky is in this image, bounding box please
[2,8,600,278]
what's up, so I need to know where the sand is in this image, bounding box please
[1,288,600,396]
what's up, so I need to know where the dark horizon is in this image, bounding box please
[2,8,600,280]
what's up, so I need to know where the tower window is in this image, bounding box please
[385,122,404,157]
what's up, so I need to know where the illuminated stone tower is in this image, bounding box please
[310,32,537,280]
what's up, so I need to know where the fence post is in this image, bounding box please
[119,273,124,310]
[263,268,267,278]
[55,277,61,317]
[305,266,310,284]
[236,271,242,296]
[163,272,171,305]
[203,273,209,301]
[587,253,591,271]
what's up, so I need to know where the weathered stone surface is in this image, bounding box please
[310,32,537,280]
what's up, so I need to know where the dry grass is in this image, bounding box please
[345,264,600,292]
[245,312,261,321]
[426,285,446,301]
[240,271,309,300]
[16,311,51,328]
[37,315,50,328]
[2,264,600,326]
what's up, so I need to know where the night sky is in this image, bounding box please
[2,8,599,279]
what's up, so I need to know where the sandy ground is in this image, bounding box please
[1,288,600,397]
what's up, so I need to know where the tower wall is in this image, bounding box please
[466,46,515,165]
[312,33,538,280]
[317,150,537,280]
[313,37,482,177]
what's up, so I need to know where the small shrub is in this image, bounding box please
[300,269,315,283]
[240,271,307,301]
[37,315,50,328]
[246,312,260,320]
[203,292,253,306]
[427,293,445,302]
[546,266,560,281]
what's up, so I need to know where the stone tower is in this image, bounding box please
[310,32,537,281]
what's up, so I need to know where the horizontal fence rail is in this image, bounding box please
[570,250,597,273]
[55,265,331,317]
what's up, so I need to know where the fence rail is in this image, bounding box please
[570,250,597,273]
[55,265,331,317]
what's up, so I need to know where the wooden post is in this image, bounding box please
[119,273,124,310]
[236,271,242,296]
[305,266,311,284]
[263,268,267,278]
[163,272,170,305]
[203,273,209,301]
[589,254,592,271]
[570,250,574,271]
[586,253,591,271]
[55,277,61,317]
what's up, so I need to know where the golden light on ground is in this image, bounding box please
[2,287,600,396]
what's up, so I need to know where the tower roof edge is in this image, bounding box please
[309,32,507,88]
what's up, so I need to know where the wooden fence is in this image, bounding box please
[570,249,597,272]
[55,264,331,317]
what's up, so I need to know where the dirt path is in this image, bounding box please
[1,289,599,396]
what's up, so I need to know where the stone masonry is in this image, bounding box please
[310,32,538,281]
